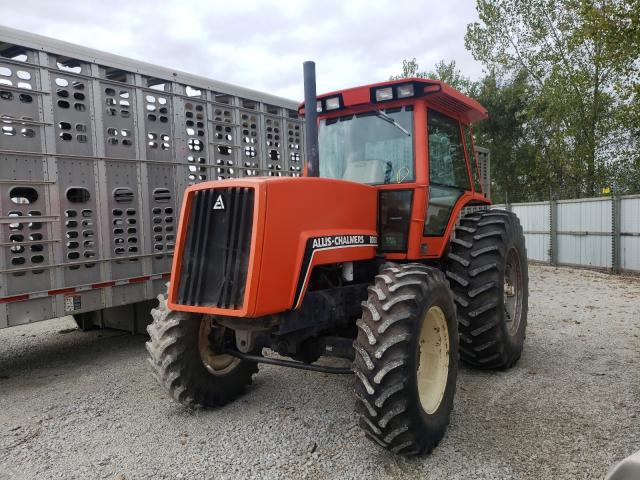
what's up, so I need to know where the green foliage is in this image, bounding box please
[389,58,427,80]
[473,71,539,202]
[465,0,640,199]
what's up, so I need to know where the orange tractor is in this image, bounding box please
[147,62,528,455]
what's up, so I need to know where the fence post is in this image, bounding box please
[612,196,621,274]
[549,200,558,266]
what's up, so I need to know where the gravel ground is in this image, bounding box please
[0,265,639,480]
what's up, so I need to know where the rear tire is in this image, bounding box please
[146,293,258,408]
[446,209,529,369]
[353,263,458,456]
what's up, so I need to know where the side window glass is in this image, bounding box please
[463,126,482,192]
[424,109,469,236]
[427,109,470,190]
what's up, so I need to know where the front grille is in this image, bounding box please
[177,187,254,308]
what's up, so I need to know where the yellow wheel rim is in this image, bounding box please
[198,317,241,376]
[504,246,524,336]
[417,305,450,414]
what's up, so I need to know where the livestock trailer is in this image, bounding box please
[0,26,304,331]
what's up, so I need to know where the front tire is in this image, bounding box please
[353,264,458,456]
[146,293,258,408]
[446,209,529,369]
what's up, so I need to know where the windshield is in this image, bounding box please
[318,107,414,184]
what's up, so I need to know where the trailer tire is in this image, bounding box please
[146,292,258,408]
[353,264,458,456]
[446,209,529,369]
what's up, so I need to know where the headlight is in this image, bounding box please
[397,84,414,98]
[375,87,393,101]
[325,96,341,110]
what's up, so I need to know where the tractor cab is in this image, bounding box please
[301,78,490,259]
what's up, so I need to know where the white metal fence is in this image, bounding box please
[494,194,640,273]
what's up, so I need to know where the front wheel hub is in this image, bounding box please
[198,317,241,376]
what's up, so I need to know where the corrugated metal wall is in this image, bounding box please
[621,195,640,271]
[557,198,612,268]
[511,202,551,263]
[495,194,640,273]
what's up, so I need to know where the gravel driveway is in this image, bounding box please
[1,265,639,480]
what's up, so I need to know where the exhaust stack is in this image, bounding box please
[303,61,319,177]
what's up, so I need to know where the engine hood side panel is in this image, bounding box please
[253,178,378,317]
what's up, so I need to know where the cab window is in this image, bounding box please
[427,109,470,190]
[424,109,470,236]
[318,107,414,185]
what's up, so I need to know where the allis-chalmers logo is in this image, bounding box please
[311,235,378,249]
[213,195,225,210]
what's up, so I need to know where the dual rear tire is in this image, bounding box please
[446,209,529,368]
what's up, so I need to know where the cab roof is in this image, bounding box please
[299,77,488,124]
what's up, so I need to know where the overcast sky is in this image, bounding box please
[1,0,484,101]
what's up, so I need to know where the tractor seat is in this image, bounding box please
[343,160,386,184]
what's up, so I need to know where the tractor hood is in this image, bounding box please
[168,177,378,317]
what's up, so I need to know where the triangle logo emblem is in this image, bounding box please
[213,194,225,210]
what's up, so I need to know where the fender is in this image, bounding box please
[420,191,491,260]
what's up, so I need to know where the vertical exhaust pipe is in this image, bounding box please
[303,61,319,177]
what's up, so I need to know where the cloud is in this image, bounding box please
[1,0,483,100]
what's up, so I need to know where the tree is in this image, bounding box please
[389,58,427,80]
[474,71,539,203]
[390,58,477,96]
[465,0,640,198]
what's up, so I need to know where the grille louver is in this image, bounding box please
[177,187,254,308]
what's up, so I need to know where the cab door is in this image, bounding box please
[421,108,475,257]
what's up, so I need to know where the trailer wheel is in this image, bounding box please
[353,264,458,456]
[146,293,258,408]
[446,209,529,369]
